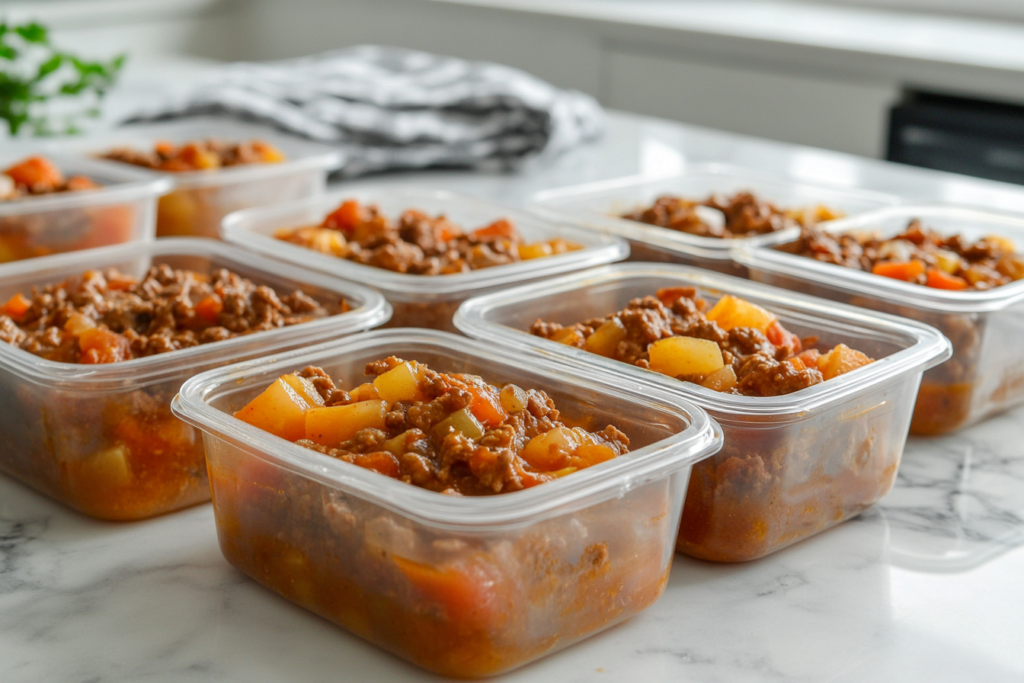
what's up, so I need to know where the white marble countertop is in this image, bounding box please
[3,110,1024,682]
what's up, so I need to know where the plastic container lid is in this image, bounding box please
[0,153,171,216]
[172,328,723,529]
[530,164,901,262]
[733,205,1024,313]
[34,118,344,190]
[222,186,630,303]
[454,263,952,421]
[0,238,391,388]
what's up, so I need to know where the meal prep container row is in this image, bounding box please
[530,164,899,276]
[0,239,389,520]
[455,263,951,562]
[42,118,344,239]
[734,205,1024,435]
[172,329,723,678]
[0,153,170,264]
[222,186,629,331]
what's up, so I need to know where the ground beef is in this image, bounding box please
[275,199,582,276]
[778,219,1024,290]
[271,357,630,496]
[622,191,841,239]
[0,264,335,364]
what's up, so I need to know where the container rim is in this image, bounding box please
[454,263,952,418]
[0,153,172,216]
[0,238,391,387]
[528,163,901,259]
[221,186,630,300]
[733,204,1024,313]
[171,329,724,530]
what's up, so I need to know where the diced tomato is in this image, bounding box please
[765,320,802,354]
[4,156,64,190]
[471,218,516,240]
[194,294,223,324]
[79,328,132,364]
[1,292,32,321]
[465,384,507,428]
[351,452,401,478]
[871,260,925,282]
[925,268,969,290]
[322,199,363,233]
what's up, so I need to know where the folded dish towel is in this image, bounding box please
[123,45,605,176]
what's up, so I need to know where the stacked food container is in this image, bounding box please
[7,117,1022,678]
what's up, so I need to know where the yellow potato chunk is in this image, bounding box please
[706,295,777,332]
[83,444,132,488]
[550,327,584,347]
[584,317,627,358]
[500,384,528,413]
[304,400,388,447]
[281,374,325,408]
[433,408,485,442]
[701,365,738,392]
[521,426,579,470]
[518,242,553,260]
[648,337,725,378]
[234,377,314,441]
[350,382,380,402]
[373,361,425,405]
[817,344,873,380]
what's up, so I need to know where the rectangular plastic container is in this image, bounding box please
[222,186,629,331]
[171,329,722,677]
[530,164,899,276]
[455,263,951,562]
[733,205,1024,436]
[0,152,169,264]
[51,118,343,239]
[0,239,389,521]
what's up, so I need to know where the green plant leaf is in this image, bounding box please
[36,54,63,79]
[15,22,48,44]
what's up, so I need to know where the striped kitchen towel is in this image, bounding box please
[123,45,605,176]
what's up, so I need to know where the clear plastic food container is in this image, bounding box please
[54,118,343,239]
[171,329,722,677]
[0,153,169,264]
[733,205,1024,436]
[455,263,951,562]
[530,164,899,276]
[0,239,389,521]
[221,187,629,331]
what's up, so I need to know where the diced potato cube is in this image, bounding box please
[281,374,325,407]
[550,327,584,346]
[234,376,315,441]
[433,408,485,442]
[84,444,132,488]
[63,312,97,337]
[584,317,627,358]
[701,365,738,392]
[984,234,1016,256]
[934,249,961,274]
[575,443,617,467]
[817,344,873,381]
[350,383,381,402]
[305,400,388,447]
[500,384,528,413]
[373,361,425,405]
[382,429,416,455]
[518,242,553,260]
[706,295,776,332]
[521,426,580,470]
[648,337,725,378]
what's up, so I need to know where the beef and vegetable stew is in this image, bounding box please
[100,139,286,172]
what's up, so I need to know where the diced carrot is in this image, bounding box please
[765,320,802,354]
[465,384,507,428]
[154,140,176,156]
[392,556,501,628]
[351,452,400,478]
[796,348,821,368]
[194,294,223,324]
[655,287,698,307]
[471,218,516,240]
[871,260,925,282]
[250,140,286,163]
[3,156,64,190]
[925,268,969,290]
[322,199,363,233]
[106,274,137,291]
[787,357,807,371]
[178,143,220,170]
[1,292,32,321]
[78,328,132,364]
[65,175,100,192]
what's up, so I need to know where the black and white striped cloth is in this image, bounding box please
[124,45,605,176]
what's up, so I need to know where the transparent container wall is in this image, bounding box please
[195,340,695,677]
[225,189,628,331]
[0,249,368,521]
[533,167,898,276]
[746,207,1024,435]
[458,269,932,561]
